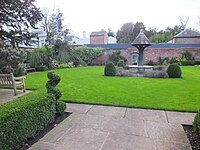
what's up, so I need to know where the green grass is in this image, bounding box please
[25,66,200,112]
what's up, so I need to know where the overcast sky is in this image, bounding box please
[36,0,200,37]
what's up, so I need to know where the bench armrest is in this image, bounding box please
[14,76,26,81]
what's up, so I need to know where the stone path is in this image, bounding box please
[0,88,31,103]
[29,103,196,150]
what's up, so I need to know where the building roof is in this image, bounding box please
[174,29,200,38]
[132,29,150,44]
[82,43,200,50]
[90,30,107,36]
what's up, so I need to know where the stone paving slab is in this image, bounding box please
[143,121,190,144]
[67,103,93,114]
[29,103,194,150]
[87,105,126,118]
[154,140,192,150]
[125,108,168,123]
[166,111,196,125]
[0,88,31,103]
[101,132,155,150]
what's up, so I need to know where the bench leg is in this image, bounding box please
[14,86,17,96]
[22,79,26,93]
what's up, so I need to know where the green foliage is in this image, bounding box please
[193,110,200,135]
[116,22,145,43]
[104,62,116,76]
[74,46,105,65]
[149,32,173,43]
[108,51,127,65]
[13,63,27,77]
[182,60,196,66]
[35,66,48,71]
[181,51,194,60]
[46,72,66,114]
[0,40,27,73]
[117,59,125,67]
[0,0,42,47]
[146,60,156,65]
[167,64,182,78]
[29,47,54,69]
[0,93,56,150]
[195,61,200,65]
[56,101,66,114]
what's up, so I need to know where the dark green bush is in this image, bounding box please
[104,62,116,76]
[181,51,193,60]
[108,51,127,65]
[193,110,200,135]
[0,93,56,150]
[182,60,196,66]
[35,66,48,71]
[117,59,125,67]
[46,72,66,114]
[167,64,182,78]
[56,101,67,114]
[196,61,200,65]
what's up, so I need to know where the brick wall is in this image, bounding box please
[174,37,200,44]
[91,47,200,65]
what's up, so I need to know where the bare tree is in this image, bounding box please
[178,16,189,30]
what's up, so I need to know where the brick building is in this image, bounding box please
[172,29,200,44]
[90,30,108,44]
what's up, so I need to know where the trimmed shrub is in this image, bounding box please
[46,72,66,114]
[193,110,200,135]
[196,61,200,65]
[182,60,196,66]
[0,93,56,150]
[117,59,125,67]
[35,66,48,71]
[167,64,182,78]
[104,62,116,76]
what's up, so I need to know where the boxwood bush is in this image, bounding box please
[104,62,116,76]
[0,93,56,150]
[167,64,182,78]
[193,110,200,136]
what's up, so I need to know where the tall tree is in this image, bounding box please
[0,0,43,48]
[40,8,69,47]
[116,22,145,43]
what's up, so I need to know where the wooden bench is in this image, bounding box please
[0,73,26,96]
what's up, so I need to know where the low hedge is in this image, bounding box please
[182,60,196,66]
[193,110,200,136]
[0,93,56,150]
[35,66,48,71]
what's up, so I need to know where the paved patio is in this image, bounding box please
[29,103,196,150]
[0,88,31,103]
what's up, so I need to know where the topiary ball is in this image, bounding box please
[104,62,116,76]
[167,64,182,78]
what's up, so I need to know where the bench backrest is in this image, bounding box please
[0,73,15,86]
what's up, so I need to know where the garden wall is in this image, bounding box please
[91,46,200,65]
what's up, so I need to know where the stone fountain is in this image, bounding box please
[116,29,168,77]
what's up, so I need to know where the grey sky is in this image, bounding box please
[36,0,200,37]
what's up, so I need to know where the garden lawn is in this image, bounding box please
[26,66,200,112]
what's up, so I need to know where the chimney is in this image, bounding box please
[83,31,86,38]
